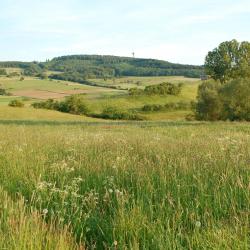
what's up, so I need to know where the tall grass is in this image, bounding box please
[0,122,249,249]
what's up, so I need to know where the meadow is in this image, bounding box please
[0,71,249,249]
[0,120,249,249]
[0,74,199,120]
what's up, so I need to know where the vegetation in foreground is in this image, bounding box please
[0,122,249,249]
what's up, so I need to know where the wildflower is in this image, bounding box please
[37,181,47,190]
[115,189,123,196]
[195,221,201,228]
[42,208,48,215]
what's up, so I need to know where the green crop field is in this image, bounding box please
[0,120,249,249]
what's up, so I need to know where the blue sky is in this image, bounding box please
[1,0,250,64]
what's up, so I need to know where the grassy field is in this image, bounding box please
[89,76,200,89]
[0,121,249,249]
[0,73,249,249]
[0,76,121,102]
[0,75,199,120]
[0,106,98,122]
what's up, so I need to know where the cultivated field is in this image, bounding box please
[0,120,249,249]
[0,77,121,103]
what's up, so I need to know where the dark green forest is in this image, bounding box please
[0,55,203,80]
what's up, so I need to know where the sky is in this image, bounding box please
[1,0,250,65]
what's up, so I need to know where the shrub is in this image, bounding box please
[194,80,223,121]
[8,100,24,107]
[7,72,20,77]
[32,95,89,115]
[144,82,182,95]
[0,69,7,75]
[37,73,47,79]
[219,78,250,121]
[0,88,7,95]
[32,99,59,110]
[142,102,190,112]
[128,88,144,96]
[61,95,89,115]
[129,82,183,96]
[94,106,144,120]
[194,78,250,121]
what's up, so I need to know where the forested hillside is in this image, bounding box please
[0,55,203,80]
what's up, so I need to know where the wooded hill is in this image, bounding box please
[0,55,203,79]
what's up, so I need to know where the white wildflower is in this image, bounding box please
[195,221,201,228]
[42,208,48,215]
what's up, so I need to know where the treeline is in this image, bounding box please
[0,55,203,79]
[46,55,203,78]
[129,82,183,96]
[0,61,44,76]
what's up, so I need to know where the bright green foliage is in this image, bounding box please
[205,39,250,83]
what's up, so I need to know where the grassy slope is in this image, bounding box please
[0,76,122,93]
[0,75,199,120]
[89,76,200,89]
[0,122,249,249]
[0,106,98,121]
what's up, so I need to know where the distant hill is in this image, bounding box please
[0,55,203,81]
[46,55,203,78]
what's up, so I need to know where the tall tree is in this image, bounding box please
[205,39,250,83]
